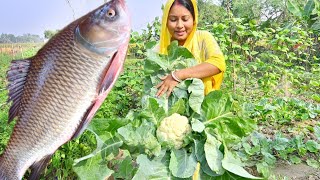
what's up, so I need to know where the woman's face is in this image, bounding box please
[167,3,194,45]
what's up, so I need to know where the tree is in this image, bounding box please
[197,0,228,27]
[44,30,59,40]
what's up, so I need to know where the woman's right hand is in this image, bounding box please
[155,74,179,98]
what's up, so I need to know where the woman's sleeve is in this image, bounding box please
[201,31,226,72]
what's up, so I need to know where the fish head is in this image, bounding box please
[75,0,131,55]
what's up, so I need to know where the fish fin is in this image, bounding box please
[71,46,127,139]
[6,59,31,123]
[71,103,95,139]
[28,154,52,180]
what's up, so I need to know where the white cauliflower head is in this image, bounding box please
[156,113,192,149]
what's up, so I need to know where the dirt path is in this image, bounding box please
[272,163,320,180]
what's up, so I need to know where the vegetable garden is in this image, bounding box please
[0,0,320,179]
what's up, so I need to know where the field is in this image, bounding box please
[0,43,43,57]
[0,37,319,179]
[1,0,320,176]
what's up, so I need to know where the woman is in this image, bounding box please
[155,0,226,97]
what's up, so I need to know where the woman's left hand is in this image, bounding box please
[155,74,179,98]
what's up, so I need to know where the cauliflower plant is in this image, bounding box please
[156,113,192,149]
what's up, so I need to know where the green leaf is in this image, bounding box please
[194,140,219,177]
[73,118,124,164]
[169,98,186,115]
[133,153,170,180]
[173,79,192,99]
[305,140,320,153]
[204,133,224,175]
[73,154,113,180]
[287,0,303,17]
[88,119,118,140]
[294,135,307,156]
[256,162,271,177]
[198,170,219,180]
[306,158,320,168]
[169,149,198,178]
[144,50,163,75]
[202,91,232,121]
[194,140,219,176]
[191,118,205,133]
[145,97,167,125]
[188,78,205,114]
[311,19,320,31]
[145,49,170,72]
[262,152,276,165]
[118,120,161,156]
[214,171,253,180]
[314,126,320,141]
[74,136,123,164]
[222,150,262,179]
[167,41,194,62]
[172,57,198,70]
[273,134,289,151]
[202,91,256,144]
[145,41,157,49]
[73,122,123,179]
[303,0,315,17]
[114,156,136,179]
[289,155,302,164]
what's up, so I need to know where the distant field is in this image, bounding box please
[0,43,43,58]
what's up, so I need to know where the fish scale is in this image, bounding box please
[2,39,110,179]
[0,0,130,179]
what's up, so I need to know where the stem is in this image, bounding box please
[203,112,233,125]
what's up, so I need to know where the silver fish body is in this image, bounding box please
[0,0,130,179]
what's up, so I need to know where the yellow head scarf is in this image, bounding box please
[159,0,198,54]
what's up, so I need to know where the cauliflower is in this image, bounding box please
[156,113,192,149]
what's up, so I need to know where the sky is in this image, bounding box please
[0,0,166,37]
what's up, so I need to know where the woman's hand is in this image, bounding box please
[155,63,220,98]
[155,74,179,98]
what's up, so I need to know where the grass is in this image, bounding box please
[0,53,18,153]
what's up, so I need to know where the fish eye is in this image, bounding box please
[107,9,116,18]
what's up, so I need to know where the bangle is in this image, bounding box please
[171,71,182,83]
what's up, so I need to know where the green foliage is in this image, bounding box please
[128,17,160,59]
[287,0,320,32]
[132,152,169,179]
[197,0,228,27]
[44,30,59,39]
[73,119,124,180]
[95,59,144,119]
[74,43,260,179]
[234,131,320,176]
[0,53,13,153]
[169,149,198,178]
[251,97,319,124]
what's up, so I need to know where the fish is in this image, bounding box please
[0,0,131,179]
